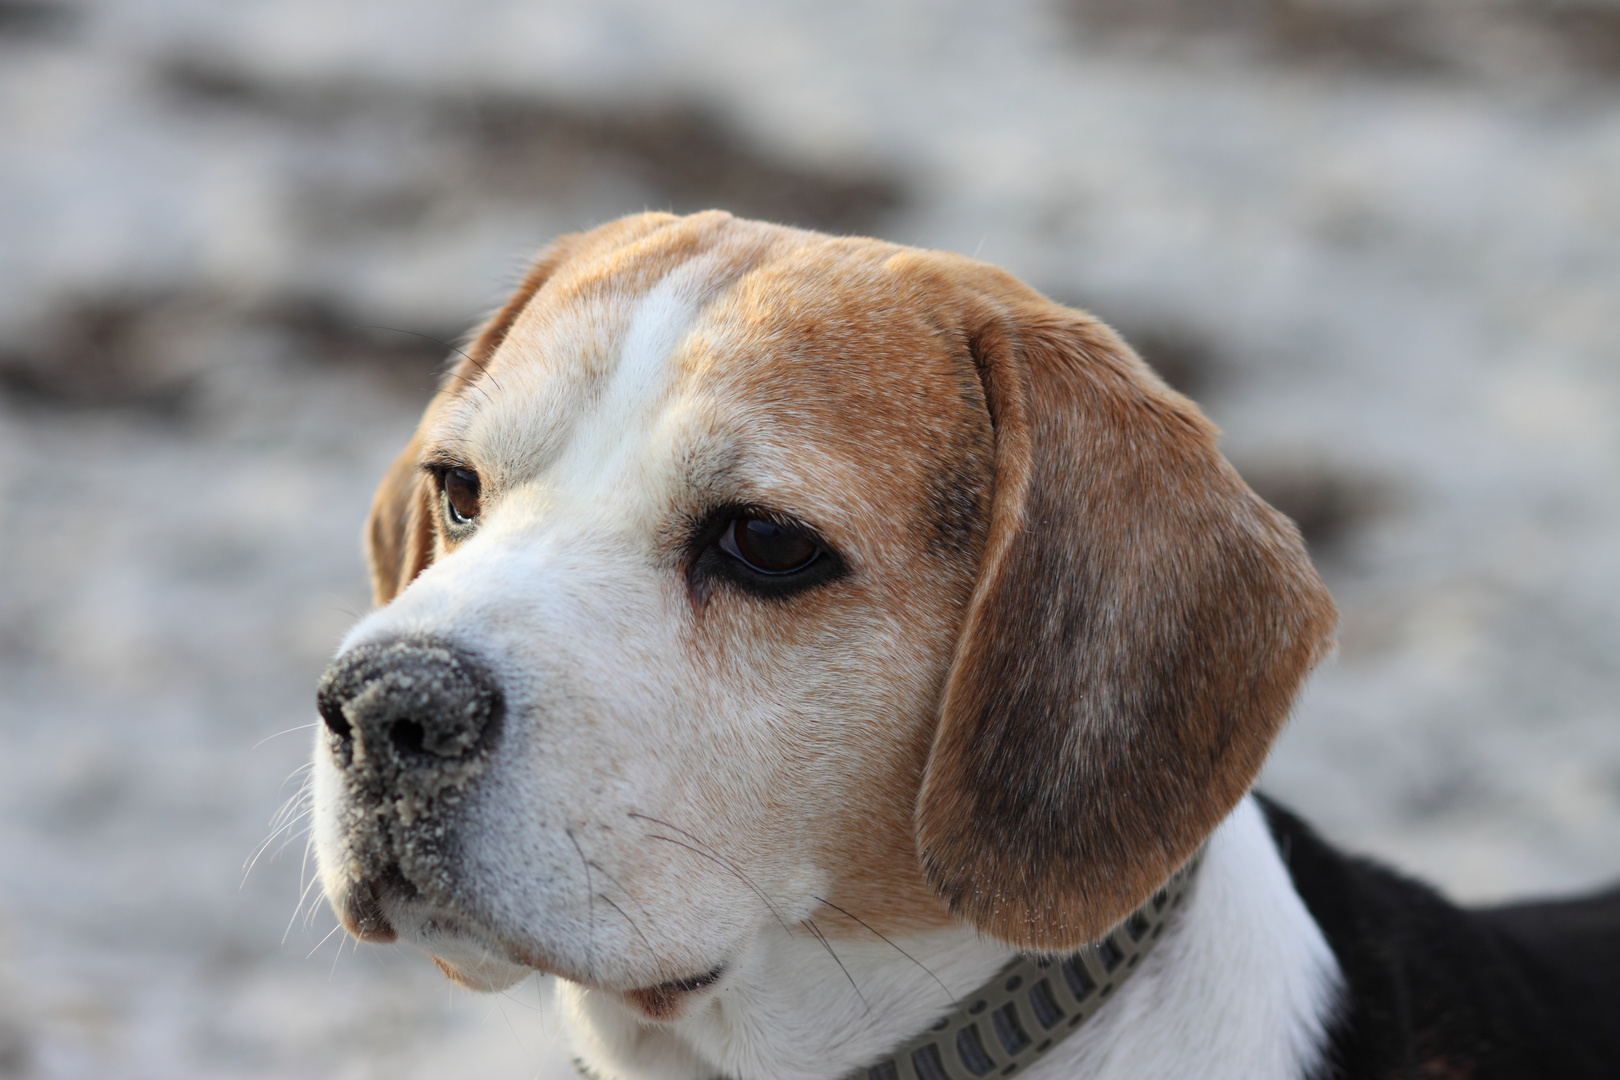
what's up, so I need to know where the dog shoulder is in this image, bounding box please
[1257,795,1620,1079]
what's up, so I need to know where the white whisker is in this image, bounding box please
[253,723,319,751]
[307,921,344,960]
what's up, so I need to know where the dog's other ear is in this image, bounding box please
[365,433,435,606]
[365,233,585,605]
[914,289,1337,951]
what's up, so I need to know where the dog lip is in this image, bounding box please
[620,963,728,1021]
[337,875,400,943]
[372,888,560,977]
[336,866,542,971]
[649,963,727,995]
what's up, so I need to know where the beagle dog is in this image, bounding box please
[312,211,1620,1080]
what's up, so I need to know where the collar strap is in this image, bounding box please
[847,847,1205,1080]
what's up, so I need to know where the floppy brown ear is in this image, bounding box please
[365,434,436,606]
[914,290,1337,951]
[364,233,586,605]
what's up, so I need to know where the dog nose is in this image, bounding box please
[317,639,502,767]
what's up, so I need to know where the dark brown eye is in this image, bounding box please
[719,517,819,575]
[444,467,481,525]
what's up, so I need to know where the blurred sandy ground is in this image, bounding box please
[0,0,1617,1076]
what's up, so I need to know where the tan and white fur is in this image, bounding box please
[312,211,1344,1080]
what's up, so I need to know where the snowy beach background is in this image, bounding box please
[1,0,1617,1076]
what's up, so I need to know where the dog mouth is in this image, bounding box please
[622,964,729,1021]
[333,865,540,980]
[336,865,730,1010]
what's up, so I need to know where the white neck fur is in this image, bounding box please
[560,796,1343,1080]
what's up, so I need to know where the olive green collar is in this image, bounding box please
[847,849,1204,1080]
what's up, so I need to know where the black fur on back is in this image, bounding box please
[1256,794,1620,1079]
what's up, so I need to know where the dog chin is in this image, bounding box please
[373,893,545,991]
[406,909,539,990]
[430,950,533,992]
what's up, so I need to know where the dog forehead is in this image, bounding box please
[442,229,991,520]
[692,246,984,453]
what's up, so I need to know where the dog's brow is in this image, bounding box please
[419,447,466,471]
[674,438,747,503]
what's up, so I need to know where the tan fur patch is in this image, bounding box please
[651,239,998,936]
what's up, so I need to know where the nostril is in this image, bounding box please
[318,697,352,741]
[316,638,502,772]
[389,719,426,755]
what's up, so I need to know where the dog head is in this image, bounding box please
[312,211,1335,1013]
